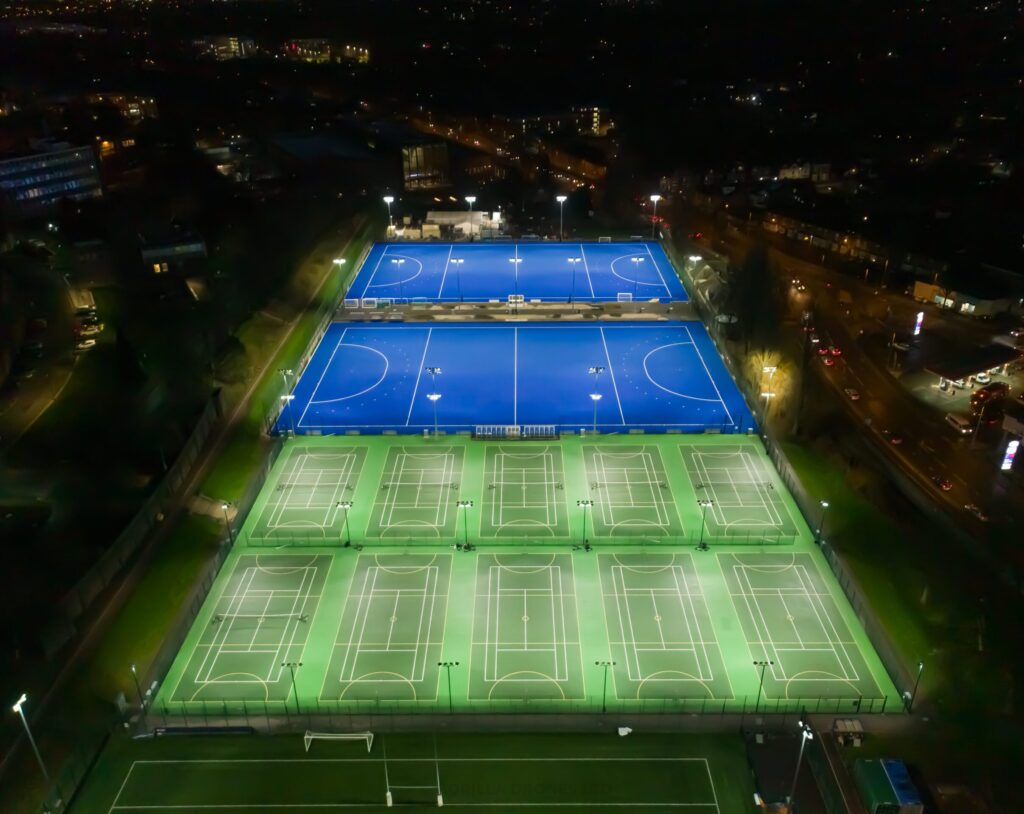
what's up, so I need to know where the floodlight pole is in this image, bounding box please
[650,194,661,239]
[12,695,48,782]
[426,366,442,392]
[589,393,602,434]
[391,258,406,301]
[383,195,394,234]
[438,661,460,714]
[337,501,353,546]
[427,393,442,436]
[281,394,296,435]
[696,499,714,550]
[465,196,476,241]
[452,258,464,302]
[753,659,774,713]
[568,257,581,306]
[817,500,829,543]
[787,721,814,810]
[577,500,593,545]
[282,662,302,714]
[595,660,616,713]
[631,256,644,300]
[907,660,924,712]
[221,503,234,544]
[556,195,567,240]
[130,664,145,709]
[456,500,473,547]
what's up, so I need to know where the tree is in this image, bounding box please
[725,243,785,353]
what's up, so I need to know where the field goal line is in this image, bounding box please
[304,731,374,752]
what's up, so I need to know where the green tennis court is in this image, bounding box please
[168,554,332,703]
[479,444,570,538]
[582,444,684,539]
[365,446,466,540]
[681,444,799,539]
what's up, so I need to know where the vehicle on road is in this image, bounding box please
[963,503,990,522]
[844,388,860,401]
[944,412,972,435]
[822,355,835,367]
[931,474,953,492]
[974,372,991,384]
[830,346,842,356]
[74,339,96,352]
[883,430,905,445]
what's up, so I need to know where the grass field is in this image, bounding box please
[153,436,897,714]
[70,732,755,814]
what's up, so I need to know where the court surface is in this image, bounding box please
[168,554,332,703]
[681,444,800,539]
[347,241,688,303]
[480,444,570,538]
[72,733,754,814]
[281,321,753,434]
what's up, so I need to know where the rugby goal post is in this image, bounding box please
[304,731,374,753]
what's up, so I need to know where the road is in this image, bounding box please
[689,214,1022,550]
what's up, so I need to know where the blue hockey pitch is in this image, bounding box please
[345,241,688,303]
[279,322,753,435]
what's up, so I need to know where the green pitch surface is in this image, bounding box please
[71,732,754,814]
[240,434,801,547]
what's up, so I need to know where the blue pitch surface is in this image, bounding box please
[346,241,688,303]
[279,322,753,435]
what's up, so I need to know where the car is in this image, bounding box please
[830,346,842,356]
[817,345,829,355]
[844,388,861,401]
[931,474,953,492]
[1008,327,1023,338]
[74,339,96,351]
[974,372,991,384]
[79,324,103,337]
[796,283,807,292]
[822,356,836,367]
[809,333,821,344]
[963,504,990,522]
[884,430,904,445]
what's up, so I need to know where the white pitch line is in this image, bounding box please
[599,328,626,424]
[406,328,434,426]
[438,244,454,299]
[578,243,596,298]
[298,327,349,427]
[682,325,734,427]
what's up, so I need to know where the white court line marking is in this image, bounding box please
[298,327,349,426]
[599,328,626,424]
[643,242,673,297]
[405,328,433,426]
[683,325,734,426]
[438,244,454,299]
[358,245,390,298]
[642,344,722,403]
[514,327,518,425]
[578,243,596,298]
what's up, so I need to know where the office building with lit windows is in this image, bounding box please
[0,145,102,219]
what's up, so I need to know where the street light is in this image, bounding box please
[281,394,296,435]
[577,500,594,545]
[456,500,473,547]
[465,195,477,240]
[556,195,568,240]
[906,660,925,712]
[337,501,353,546]
[427,393,442,436]
[589,393,602,434]
[649,193,662,240]
[332,258,347,267]
[753,659,774,713]
[281,662,302,714]
[761,366,777,421]
[787,720,815,810]
[130,664,145,709]
[696,499,714,551]
[630,256,645,299]
[817,500,829,543]
[567,257,582,305]
[438,661,460,713]
[595,660,616,713]
[12,694,48,782]
[221,503,234,544]
[383,195,394,233]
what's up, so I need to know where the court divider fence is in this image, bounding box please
[673,237,918,710]
[240,528,800,548]
[141,692,890,734]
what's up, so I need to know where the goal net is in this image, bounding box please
[304,731,374,753]
[616,292,633,302]
[474,425,557,440]
[598,236,612,243]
